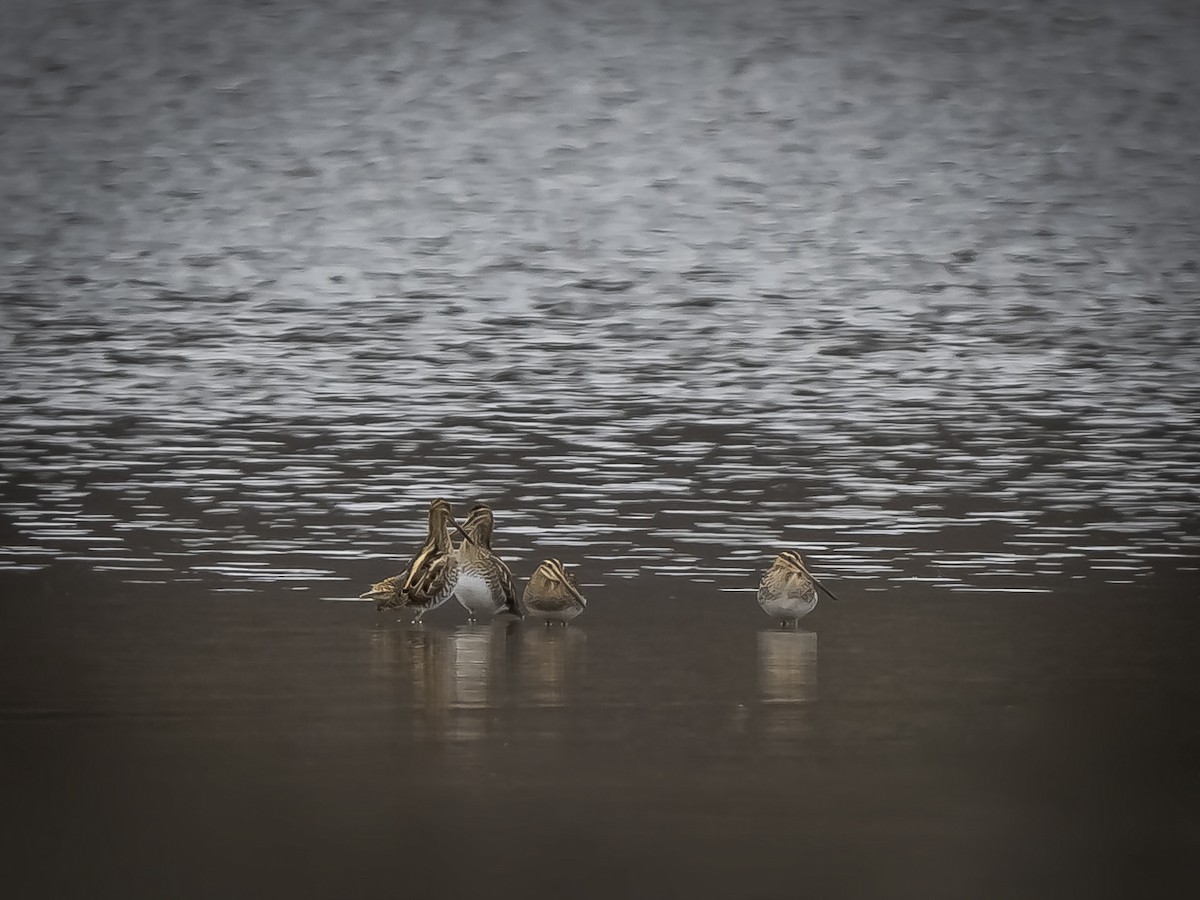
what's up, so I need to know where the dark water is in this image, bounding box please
[3,589,1198,897]
[2,0,1199,896]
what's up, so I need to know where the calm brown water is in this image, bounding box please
[2,0,1199,896]
[3,587,1197,898]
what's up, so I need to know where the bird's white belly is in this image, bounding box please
[759,587,818,621]
[525,600,585,622]
[455,572,496,614]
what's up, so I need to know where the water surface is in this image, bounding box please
[3,588,1196,897]
[2,0,1198,896]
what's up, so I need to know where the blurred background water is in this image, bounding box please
[1,0,1198,596]
[1,0,1198,896]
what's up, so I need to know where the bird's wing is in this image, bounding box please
[400,540,438,596]
[497,557,521,614]
[405,553,453,603]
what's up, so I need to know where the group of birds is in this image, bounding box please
[360,499,587,624]
[360,498,841,627]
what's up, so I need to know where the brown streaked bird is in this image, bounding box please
[454,502,521,622]
[757,550,840,627]
[521,558,587,624]
[360,498,475,623]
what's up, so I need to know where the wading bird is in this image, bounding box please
[360,498,475,623]
[454,502,521,621]
[757,550,840,627]
[521,558,587,624]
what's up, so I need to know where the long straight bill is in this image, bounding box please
[808,571,841,602]
[448,514,479,548]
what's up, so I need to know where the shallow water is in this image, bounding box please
[3,591,1197,897]
[1,0,1198,895]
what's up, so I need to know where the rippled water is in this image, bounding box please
[3,274,1197,598]
[5,270,1200,597]
[2,0,1197,602]
[3,4,1199,894]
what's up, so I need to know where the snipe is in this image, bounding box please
[454,502,521,622]
[360,498,474,623]
[522,558,587,624]
[757,550,840,627]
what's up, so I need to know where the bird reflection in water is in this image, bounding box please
[447,625,493,709]
[440,624,498,743]
[757,629,819,753]
[513,625,587,709]
[758,629,818,704]
[365,622,516,743]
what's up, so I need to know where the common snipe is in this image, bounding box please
[521,558,587,623]
[757,550,840,626]
[454,502,521,621]
[360,498,474,623]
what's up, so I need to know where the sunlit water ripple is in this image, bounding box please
[1,0,1198,600]
[2,283,1197,597]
